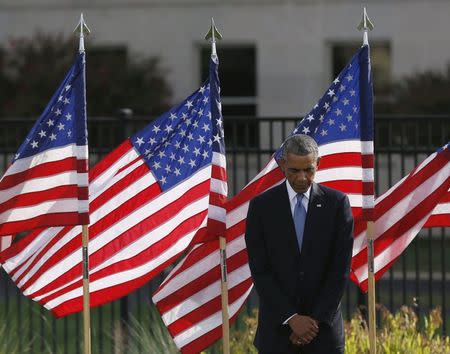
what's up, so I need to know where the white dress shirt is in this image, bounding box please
[286,179,311,217]
[283,180,311,325]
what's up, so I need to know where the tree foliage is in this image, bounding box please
[0,32,171,118]
[385,63,450,114]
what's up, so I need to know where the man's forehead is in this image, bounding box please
[285,153,318,166]
[286,152,317,160]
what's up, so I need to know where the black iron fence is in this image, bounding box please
[0,115,449,353]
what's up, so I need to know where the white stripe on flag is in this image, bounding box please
[318,140,373,156]
[431,201,449,215]
[0,171,84,205]
[315,167,372,183]
[2,144,87,179]
[0,198,87,224]
[0,236,12,252]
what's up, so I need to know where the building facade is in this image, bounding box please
[0,0,449,117]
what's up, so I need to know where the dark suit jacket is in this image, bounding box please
[245,182,354,353]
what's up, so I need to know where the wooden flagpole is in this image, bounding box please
[219,236,230,354]
[204,18,230,354]
[82,225,92,354]
[74,13,92,354]
[367,222,376,354]
[357,7,376,354]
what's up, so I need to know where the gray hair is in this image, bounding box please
[280,134,319,160]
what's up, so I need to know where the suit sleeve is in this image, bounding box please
[311,194,354,325]
[245,198,297,325]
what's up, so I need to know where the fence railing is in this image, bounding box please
[0,115,449,353]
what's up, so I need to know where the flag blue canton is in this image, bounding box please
[438,142,449,154]
[132,56,225,191]
[13,53,87,162]
[275,45,373,159]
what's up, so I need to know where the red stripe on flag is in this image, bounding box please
[424,214,449,228]
[78,186,89,200]
[320,180,363,194]
[209,192,227,206]
[361,154,374,168]
[0,212,89,238]
[0,185,83,214]
[197,220,225,243]
[77,159,88,173]
[438,191,450,203]
[212,165,227,181]
[0,157,79,190]
[318,153,363,169]
[362,181,374,195]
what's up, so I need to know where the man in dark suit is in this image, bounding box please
[245,134,354,353]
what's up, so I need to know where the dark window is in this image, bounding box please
[200,45,258,147]
[332,41,391,101]
[200,46,256,100]
[88,45,127,71]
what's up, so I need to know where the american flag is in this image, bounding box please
[351,143,450,291]
[0,54,227,317]
[153,45,374,353]
[0,52,89,238]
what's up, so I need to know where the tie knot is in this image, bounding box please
[296,193,304,205]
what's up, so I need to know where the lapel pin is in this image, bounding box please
[316,204,322,207]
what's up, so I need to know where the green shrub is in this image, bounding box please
[0,321,20,354]
[0,310,33,354]
[226,307,450,354]
[229,309,258,354]
[111,303,178,354]
[346,305,450,353]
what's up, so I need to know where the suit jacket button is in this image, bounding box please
[299,271,304,279]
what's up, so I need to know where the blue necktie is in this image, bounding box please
[294,193,307,252]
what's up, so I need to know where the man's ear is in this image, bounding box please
[316,157,321,169]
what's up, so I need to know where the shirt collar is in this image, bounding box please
[285,179,311,203]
